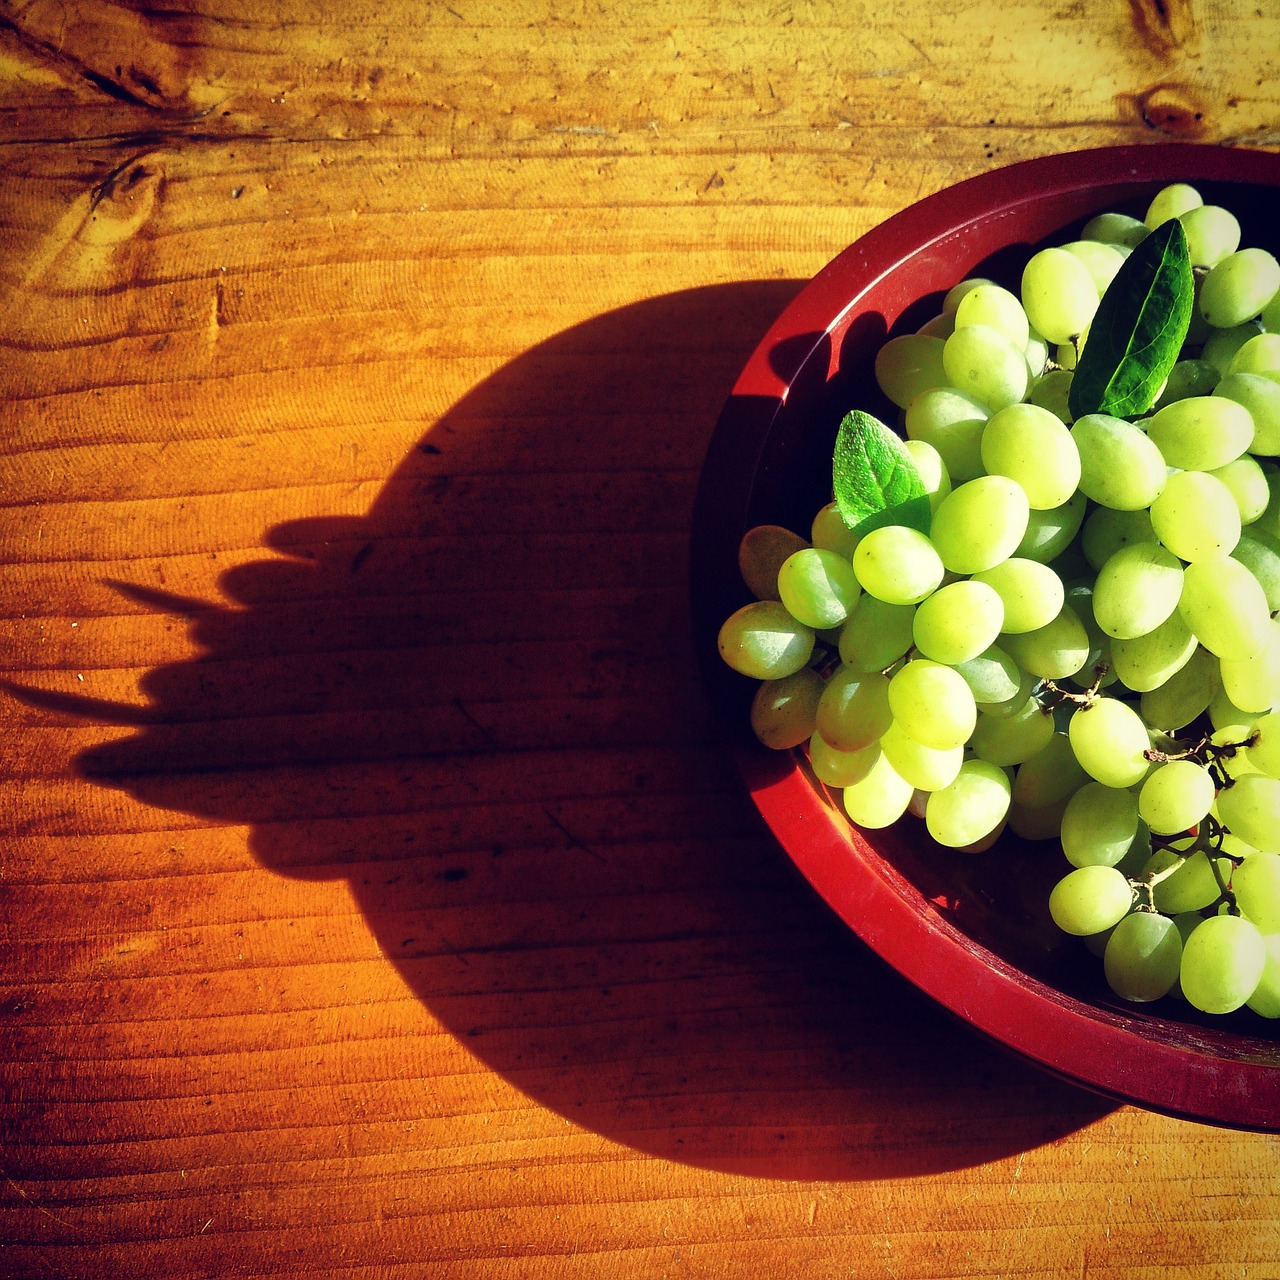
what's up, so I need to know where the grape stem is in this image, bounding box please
[1038,664,1110,710]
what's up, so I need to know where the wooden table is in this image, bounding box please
[3,2,1279,1276]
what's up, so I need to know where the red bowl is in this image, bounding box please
[691,143,1280,1130]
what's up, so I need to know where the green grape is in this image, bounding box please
[1008,792,1076,841]
[1021,246,1100,345]
[911,579,1004,665]
[916,311,956,339]
[1104,911,1183,1003]
[1227,332,1280,376]
[1211,724,1263,783]
[879,721,964,792]
[852,525,945,604]
[1061,580,1115,690]
[1177,555,1271,660]
[1025,329,1049,379]
[1149,470,1242,563]
[954,282,1030,348]
[1011,733,1089,809]
[1147,848,1232,914]
[1145,395,1255,472]
[738,525,809,601]
[874,334,949,408]
[1109,611,1197,692]
[887,659,977,751]
[953,644,1025,707]
[1208,685,1261,733]
[1048,865,1134,936]
[902,438,952,512]
[1199,248,1280,329]
[1139,645,1220,731]
[776,547,863,629]
[808,732,882,788]
[815,666,893,752]
[1233,536,1280,612]
[1061,239,1126,294]
[1248,710,1280,778]
[1216,774,1280,851]
[980,402,1080,509]
[942,323,1030,411]
[999,603,1090,680]
[1211,455,1272,524]
[942,276,996,313]
[1017,490,1087,564]
[718,601,816,679]
[1264,287,1280,333]
[1214,372,1280,456]
[930,475,1030,574]
[1070,413,1168,510]
[837,594,916,673]
[1145,182,1202,229]
[972,558,1064,634]
[1092,541,1183,640]
[842,752,915,829]
[1081,506,1155,572]
[925,758,1012,848]
[969,697,1056,767]
[750,668,825,749]
[1202,321,1264,374]
[1068,697,1152,788]
[1138,760,1216,835]
[1060,782,1141,869]
[1081,210,1148,249]
[1027,368,1075,421]
[1152,358,1220,409]
[1179,914,1266,1015]
[1178,203,1241,269]
[1233,853,1280,931]
[904,388,989,484]
[810,502,860,558]
[1246,934,1280,1019]
[1219,619,1280,713]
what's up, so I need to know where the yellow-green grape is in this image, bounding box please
[902,438,951,512]
[942,276,996,313]
[1149,470,1242,563]
[1227,332,1280,376]
[1080,506,1155,571]
[1211,724,1262,782]
[814,666,892,752]
[1178,203,1241,269]
[808,732,882,788]
[904,388,989,484]
[1049,865,1134,936]
[718,600,815,679]
[1145,395,1255,472]
[1139,645,1220,731]
[1070,413,1168,510]
[810,502,860,558]
[1216,774,1280,851]
[1233,535,1280,612]
[873,334,949,408]
[750,668,825,749]
[1177,555,1272,660]
[1092,541,1184,640]
[1214,372,1280,456]
[879,721,964,792]
[1147,848,1232,914]
[1234,853,1280,931]
[1199,248,1280,329]
[1104,911,1184,1003]
[968,696,1056,767]
[1179,914,1266,1015]
[1109,611,1197,692]
[837,594,916,673]
[776,547,863,629]
[738,524,809,601]
[1219,619,1280,713]
[1060,782,1141,869]
[953,645,1025,707]
[911,579,1004,665]
[1246,934,1280,1019]
[980,402,1080,509]
[1068,697,1152,788]
[1025,330,1050,379]
[1248,710,1280,779]
[853,525,945,604]
[1145,182,1202,229]
[1062,580,1115,689]
[842,752,915,829]
[1017,490,1087,564]
[1153,358,1220,409]
[999,603,1090,680]
[954,282,1030,348]
[942,323,1030,411]
[1011,732,1089,810]
[925,758,1012,848]
[929,475,1030,575]
[1138,760,1216,835]
[1027,368,1075,421]
[1021,246,1100,345]
[916,311,956,339]
[1081,210,1148,250]
[1061,239,1126,294]
[1203,321,1265,374]
[1207,684,1261,732]
[971,558,1064,634]
[1212,455,1272,524]
[887,659,976,750]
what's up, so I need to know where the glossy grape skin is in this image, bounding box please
[1104,911,1183,1003]
[1060,782,1142,869]
[1071,413,1167,510]
[924,758,1012,848]
[1068,697,1151,789]
[853,525,945,604]
[1137,759,1216,836]
[930,475,1030,575]
[750,668,825,749]
[1092,541,1184,641]
[1048,865,1134,936]
[1179,914,1267,1015]
[887,659,977,751]
[718,601,815,679]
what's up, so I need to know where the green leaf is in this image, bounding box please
[1067,218,1194,420]
[832,410,931,537]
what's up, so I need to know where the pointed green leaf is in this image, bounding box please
[832,410,931,537]
[1067,218,1194,420]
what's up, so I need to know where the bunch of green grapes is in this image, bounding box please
[718,181,1280,1018]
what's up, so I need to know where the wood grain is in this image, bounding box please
[2,1,1280,1276]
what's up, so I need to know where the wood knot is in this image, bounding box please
[1131,83,1208,138]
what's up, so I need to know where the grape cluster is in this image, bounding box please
[717,182,1280,1017]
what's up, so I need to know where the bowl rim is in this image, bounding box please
[693,142,1280,1131]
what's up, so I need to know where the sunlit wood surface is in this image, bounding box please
[3,2,1280,1276]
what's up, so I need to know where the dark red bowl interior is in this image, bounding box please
[691,143,1280,1130]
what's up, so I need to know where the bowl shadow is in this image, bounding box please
[41,281,1114,1178]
